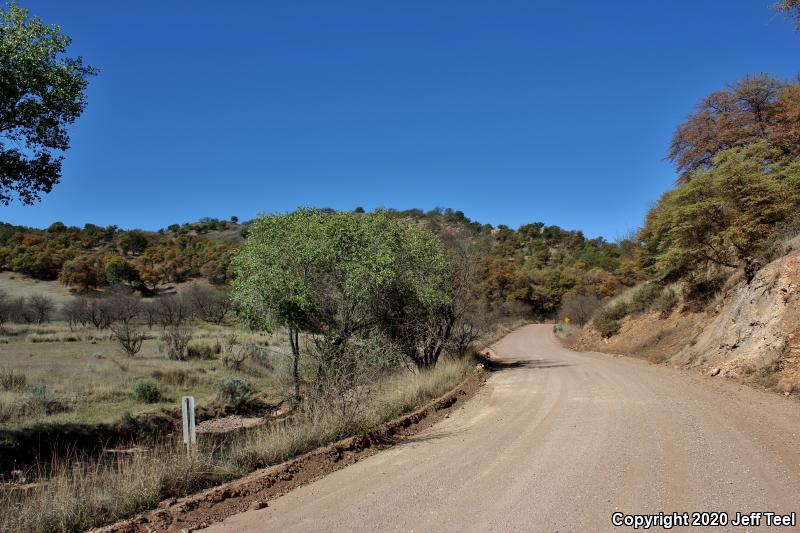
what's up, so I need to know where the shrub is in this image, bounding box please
[0,369,26,391]
[185,285,231,324]
[133,378,161,403]
[682,274,725,310]
[28,295,55,324]
[213,378,255,409]
[186,340,221,360]
[629,283,663,315]
[7,296,34,323]
[153,295,192,329]
[597,301,629,322]
[654,289,679,318]
[161,326,191,360]
[592,301,629,338]
[26,384,68,416]
[110,320,145,356]
[151,368,198,388]
[594,316,621,338]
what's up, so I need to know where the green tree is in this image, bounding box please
[231,209,451,400]
[640,142,800,281]
[0,3,96,204]
[104,256,142,288]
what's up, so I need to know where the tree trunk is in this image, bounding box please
[288,325,301,403]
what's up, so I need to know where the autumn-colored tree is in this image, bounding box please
[668,74,794,180]
[773,83,800,148]
[117,230,148,255]
[59,254,105,293]
[776,0,800,27]
[132,256,164,291]
[480,255,529,306]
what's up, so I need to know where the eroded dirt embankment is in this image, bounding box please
[0,400,281,477]
[94,364,489,533]
[571,250,800,394]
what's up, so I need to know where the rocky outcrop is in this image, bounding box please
[675,252,800,381]
[572,251,800,394]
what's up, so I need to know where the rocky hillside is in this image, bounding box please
[571,249,800,396]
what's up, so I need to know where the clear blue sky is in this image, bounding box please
[2,1,798,239]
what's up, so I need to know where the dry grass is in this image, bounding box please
[0,322,283,428]
[0,271,75,306]
[0,368,27,391]
[27,333,82,343]
[0,356,474,532]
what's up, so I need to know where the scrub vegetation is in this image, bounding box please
[1,1,800,531]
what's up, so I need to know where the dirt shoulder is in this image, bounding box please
[94,365,489,533]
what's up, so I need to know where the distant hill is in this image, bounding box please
[0,210,633,319]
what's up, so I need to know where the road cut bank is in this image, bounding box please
[612,511,797,529]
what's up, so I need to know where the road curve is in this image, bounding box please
[203,324,800,532]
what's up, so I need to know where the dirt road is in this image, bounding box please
[203,324,800,532]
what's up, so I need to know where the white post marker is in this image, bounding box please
[182,395,196,452]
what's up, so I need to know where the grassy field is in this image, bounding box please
[0,321,282,429]
[0,356,475,532]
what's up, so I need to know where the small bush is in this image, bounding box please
[162,326,192,361]
[186,340,221,360]
[683,274,725,310]
[26,384,68,416]
[28,295,55,324]
[151,368,199,388]
[213,378,255,409]
[0,369,26,391]
[594,316,621,338]
[133,378,161,403]
[0,389,69,424]
[629,283,663,315]
[654,289,679,318]
[596,301,629,322]
[592,300,629,338]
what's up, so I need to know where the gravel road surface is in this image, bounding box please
[203,324,800,532]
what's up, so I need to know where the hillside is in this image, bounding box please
[0,209,634,322]
[570,244,800,396]
[0,218,243,295]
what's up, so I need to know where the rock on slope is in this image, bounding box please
[572,250,800,392]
